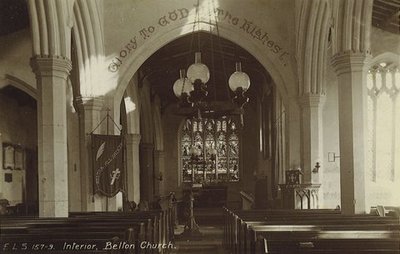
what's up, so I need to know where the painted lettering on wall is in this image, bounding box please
[108,8,189,72]
[215,8,289,66]
[108,6,289,72]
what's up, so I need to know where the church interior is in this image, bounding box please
[0,0,399,253]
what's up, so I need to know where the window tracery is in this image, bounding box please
[366,63,400,182]
[181,116,240,183]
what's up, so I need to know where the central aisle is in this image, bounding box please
[171,225,228,254]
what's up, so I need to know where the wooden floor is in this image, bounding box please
[172,225,228,254]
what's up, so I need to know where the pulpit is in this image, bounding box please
[279,183,320,209]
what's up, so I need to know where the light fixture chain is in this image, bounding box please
[211,0,230,98]
[208,0,217,101]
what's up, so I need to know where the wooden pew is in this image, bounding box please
[234,217,399,253]
[224,207,398,249]
[69,213,161,245]
[1,218,146,254]
[69,210,175,253]
[251,227,400,254]
[223,208,341,252]
[0,201,175,254]
[223,207,400,254]
[69,210,173,247]
[1,231,129,254]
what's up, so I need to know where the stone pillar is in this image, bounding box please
[30,56,71,217]
[331,52,370,214]
[154,150,165,197]
[0,132,2,197]
[126,134,141,204]
[75,96,107,211]
[140,143,154,202]
[299,95,325,184]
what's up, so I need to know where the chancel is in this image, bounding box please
[0,0,399,253]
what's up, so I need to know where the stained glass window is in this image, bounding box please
[366,64,399,182]
[180,116,240,183]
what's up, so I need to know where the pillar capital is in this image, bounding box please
[331,51,371,75]
[75,96,105,112]
[126,133,141,145]
[299,94,326,108]
[30,55,72,80]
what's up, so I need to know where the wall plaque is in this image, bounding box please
[3,143,14,170]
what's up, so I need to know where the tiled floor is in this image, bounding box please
[171,225,229,254]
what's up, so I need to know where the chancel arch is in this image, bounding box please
[112,22,297,123]
[108,3,303,183]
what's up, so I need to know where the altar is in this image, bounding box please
[182,184,227,208]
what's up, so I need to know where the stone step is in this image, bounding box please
[171,244,221,254]
[172,225,227,254]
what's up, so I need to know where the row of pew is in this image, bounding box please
[223,207,400,254]
[0,208,175,254]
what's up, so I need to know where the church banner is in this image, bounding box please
[92,134,124,197]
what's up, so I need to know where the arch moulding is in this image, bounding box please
[112,21,297,111]
[0,74,37,100]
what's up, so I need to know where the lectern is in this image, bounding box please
[180,183,202,238]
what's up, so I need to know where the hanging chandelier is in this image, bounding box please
[172,1,250,121]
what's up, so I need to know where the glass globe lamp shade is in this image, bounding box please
[229,62,250,92]
[173,77,193,97]
[173,69,193,98]
[187,52,210,84]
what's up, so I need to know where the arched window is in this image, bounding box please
[366,63,400,182]
[181,116,240,184]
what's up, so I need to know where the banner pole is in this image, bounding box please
[106,108,109,212]
[106,108,110,135]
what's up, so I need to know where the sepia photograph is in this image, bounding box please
[0,0,399,253]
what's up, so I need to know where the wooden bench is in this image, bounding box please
[235,218,399,253]
[1,218,147,254]
[1,208,175,254]
[1,231,129,254]
[223,207,400,254]
[251,227,400,254]
[69,210,173,245]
